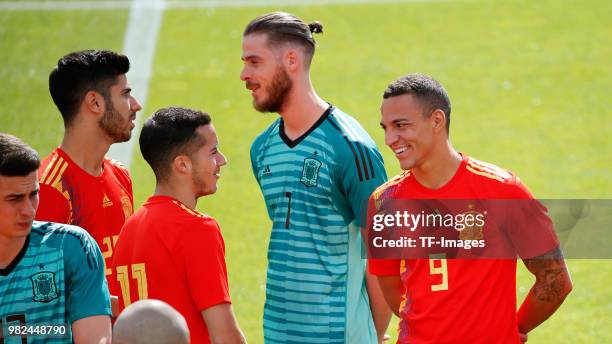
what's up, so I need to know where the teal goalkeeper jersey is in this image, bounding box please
[0,221,111,343]
[251,105,387,343]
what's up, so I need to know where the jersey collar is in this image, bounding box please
[279,104,333,148]
[0,235,30,276]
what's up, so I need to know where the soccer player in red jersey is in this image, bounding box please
[368,74,572,343]
[110,107,246,344]
[36,50,142,289]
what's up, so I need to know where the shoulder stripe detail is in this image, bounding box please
[345,139,365,182]
[41,156,64,185]
[171,200,206,219]
[327,117,363,181]
[399,259,408,313]
[355,144,370,180]
[334,113,376,180]
[48,160,69,187]
[41,156,62,185]
[66,193,73,223]
[39,154,59,183]
[467,158,512,179]
[465,165,505,182]
[333,111,359,141]
[108,158,128,170]
[326,116,376,181]
[365,148,375,179]
[373,170,410,198]
[33,225,98,270]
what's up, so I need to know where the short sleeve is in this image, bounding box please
[181,219,231,311]
[36,183,71,224]
[64,227,112,322]
[340,142,387,227]
[504,179,560,259]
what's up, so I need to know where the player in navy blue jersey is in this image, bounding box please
[0,133,111,344]
[241,12,391,343]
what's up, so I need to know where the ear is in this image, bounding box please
[284,48,300,72]
[431,109,447,134]
[83,91,105,115]
[172,155,192,175]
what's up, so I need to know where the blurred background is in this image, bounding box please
[1,0,610,342]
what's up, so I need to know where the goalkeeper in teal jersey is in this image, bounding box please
[241,12,391,344]
[0,133,111,344]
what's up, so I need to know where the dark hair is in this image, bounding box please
[49,50,130,127]
[383,73,452,132]
[244,12,323,64]
[139,107,211,181]
[0,133,40,177]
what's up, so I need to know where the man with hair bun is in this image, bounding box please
[240,11,391,344]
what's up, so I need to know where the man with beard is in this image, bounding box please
[240,12,391,344]
[36,50,142,292]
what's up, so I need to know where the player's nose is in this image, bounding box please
[130,96,143,112]
[218,151,228,167]
[21,198,37,218]
[384,130,397,147]
[240,67,249,82]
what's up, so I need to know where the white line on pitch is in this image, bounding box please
[0,0,448,11]
[107,0,164,167]
[166,0,449,9]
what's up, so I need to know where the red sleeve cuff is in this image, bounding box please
[197,298,232,312]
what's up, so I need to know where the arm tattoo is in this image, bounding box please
[523,247,567,302]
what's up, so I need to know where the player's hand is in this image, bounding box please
[519,332,528,343]
[110,295,119,318]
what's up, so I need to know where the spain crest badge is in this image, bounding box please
[31,271,59,303]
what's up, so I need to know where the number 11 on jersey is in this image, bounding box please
[116,263,148,307]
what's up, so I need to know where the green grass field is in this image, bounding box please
[1,0,610,342]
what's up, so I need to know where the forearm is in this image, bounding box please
[517,287,568,334]
[209,320,246,344]
[202,304,247,344]
[110,295,119,318]
[210,331,247,344]
[366,271,392,342]
[72,315,112,344]
[518,248,572,334]
[376,275,403,317]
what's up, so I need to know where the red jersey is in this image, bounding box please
[109,195,231,344]
[368,154,558,344]
[36,147,134,280]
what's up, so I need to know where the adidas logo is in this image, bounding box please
[102,194,114,208]
[262,165,272,176]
